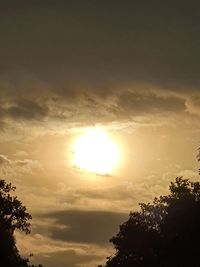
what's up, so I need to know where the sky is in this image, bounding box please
[1,1,200,267]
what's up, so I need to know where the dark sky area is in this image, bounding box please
[1,1,200,89]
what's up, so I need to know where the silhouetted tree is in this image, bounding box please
[0,180,42,267]
[103,177,200,267]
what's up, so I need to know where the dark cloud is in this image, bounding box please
[7,99,48,120]
[0,86,188,127]
[39,210,127,245]
[117,91,185,116]
[0,1,200,90]
[0,1,199,127]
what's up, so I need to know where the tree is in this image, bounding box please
[0,180,42,267]
[103,177,200,267]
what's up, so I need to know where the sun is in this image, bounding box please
[73,128,120,175]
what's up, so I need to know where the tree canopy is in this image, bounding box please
[103,177,200,267]
[0,180,41,267]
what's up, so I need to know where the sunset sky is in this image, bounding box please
[1,1,200,267]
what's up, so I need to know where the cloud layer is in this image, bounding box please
[39,210,127,244]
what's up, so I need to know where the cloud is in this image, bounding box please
[7,99,48,120]
[0,85,190,139]
[14,150,29,157]
[17,232,109,267]
[14,159,42,174]
[33,249,104,267]
[116,90,185,117]
[0,0,199,134]
[185,96,200,115]
[0,154,12,175]
[39,210,127,245]
[0,154,42,176]
[0,154,11,166]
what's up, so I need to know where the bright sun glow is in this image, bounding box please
[73,128,120,175]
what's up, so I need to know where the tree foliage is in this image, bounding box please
[0,180,42,267]
[104,177,200,267]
